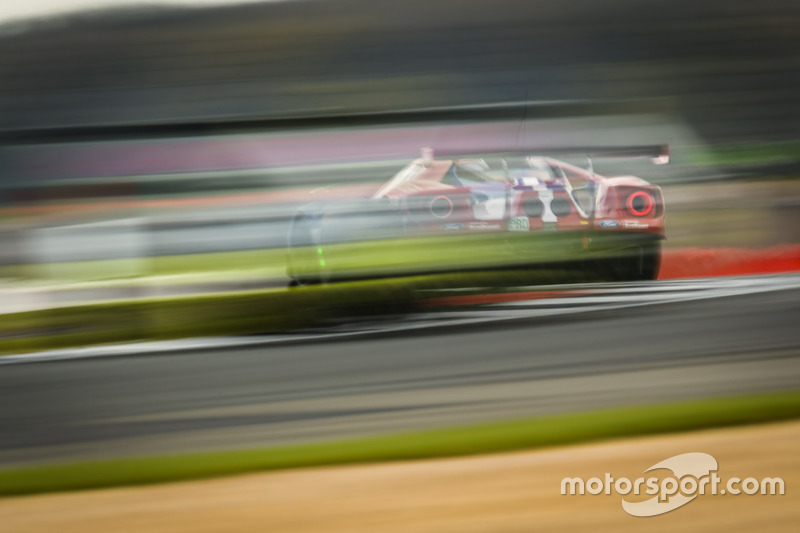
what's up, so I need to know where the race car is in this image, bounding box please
[286,146,668,285]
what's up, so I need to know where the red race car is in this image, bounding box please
[287,145,668,285]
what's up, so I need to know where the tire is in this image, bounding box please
[637,240,662,281]
[586,240,661,282]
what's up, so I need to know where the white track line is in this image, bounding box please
[1,274,799,366]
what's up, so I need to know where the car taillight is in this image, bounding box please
[429,195,454,218]
[626,191,654,217]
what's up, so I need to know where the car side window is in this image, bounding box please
[452,164,495,186]
[555,165,594,214]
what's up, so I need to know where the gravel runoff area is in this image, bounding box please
[1,420,797,532]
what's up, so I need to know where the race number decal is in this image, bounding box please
[508,216,530,232]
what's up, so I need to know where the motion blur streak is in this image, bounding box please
[0,2,798,530]
[1,282,798,466]
[0,0,797,301]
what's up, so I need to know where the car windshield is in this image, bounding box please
[446,161,504,186]
[372,162,426,198]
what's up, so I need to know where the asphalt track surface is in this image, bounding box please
[1,275,799,468]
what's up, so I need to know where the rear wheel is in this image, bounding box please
[636,240,662,281]
[587,240,661,282]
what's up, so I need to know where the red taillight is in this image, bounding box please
[626,191,654,217]
[429,195,454,218]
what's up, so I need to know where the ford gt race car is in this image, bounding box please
[286,146,668,285]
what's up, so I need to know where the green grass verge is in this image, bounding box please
[0,264,600,356]
[688,140,800,167]
[0,278,418,355]
[15,231,588,284]
[17,249,286,283]
[1,390,799,497]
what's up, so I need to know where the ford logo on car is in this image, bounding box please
[441,223,464,231]
[599,220,620,229]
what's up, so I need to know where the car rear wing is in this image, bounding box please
[428,144,670,165]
